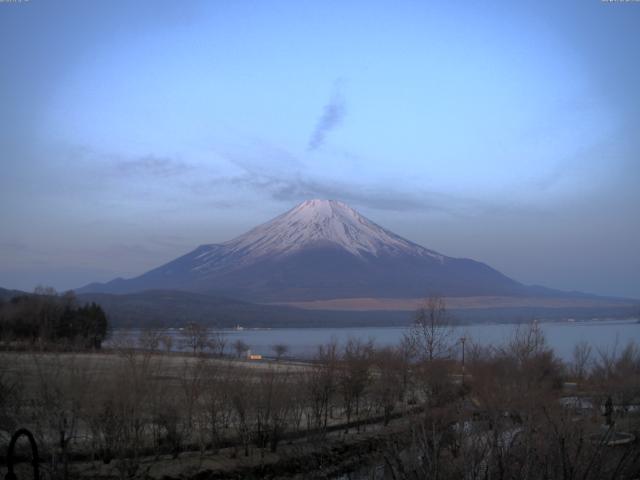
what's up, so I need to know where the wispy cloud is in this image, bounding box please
[115,155,193,177]
[0,240,30,252]
[192,146,471,214]
[196,142,552,218]
[230,170,432,212]
[61,141,542,218]
[307,81,346,151]
[60,146,195,180]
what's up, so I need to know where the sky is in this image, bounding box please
[0,0,639,298]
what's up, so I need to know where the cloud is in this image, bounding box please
[193,147,468,214]
[307,82,347,151]
[115,155,193,177]
[183,140,554,218]
[0,240,30,252]
[58,141,544,218]
[54,145,195,181]
[232,171,434,212]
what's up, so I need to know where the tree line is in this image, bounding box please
[0,286,108,349]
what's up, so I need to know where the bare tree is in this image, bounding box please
[208,330,227,357]
[370,346,406,425]
[252,366,294,454]
[233,339,250,358]
[34,285,58,297]
[338,338,373,432]
[31,353,96,479]
[178,357,207,457]
[107,343,164,466]
[405,295,454,361]
[0,353,23,446]
[501,321,548,363]
[138,328,162,351]
[570,340,593,382]
[592,340,640,419]
[159,332,173,353]
[229,368,253,457]
[271,343,289,361]
[202,360,235,453]
[305,340,339,432]
[180,322,209,355]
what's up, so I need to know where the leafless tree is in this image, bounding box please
[159,332,173,353]
[177,356,207,457]
[154,393,184,459]
[271,343,289,361]
[382,402,462,480]
[501,320,548,363]
[233,339,250,358]
[180,322,209,355]
[0,353,23,445]
[104,342,163,467]
[31,353,96,479]
[405,295,454,361]
[371,346,406,425]
[202,360,235,453]
[570,340,593,382]
[338,338,373,432]
[229,368,253,457]
[208,330,227,357]
[592,340,640,419]
[252,366,294,454]
[305,340,339,432]
[138,328,162,351]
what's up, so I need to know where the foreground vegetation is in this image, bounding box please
[0,298,639,479]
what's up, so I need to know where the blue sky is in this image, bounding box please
[0,0,638,298]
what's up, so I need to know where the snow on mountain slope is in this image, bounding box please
[192,199,443,273]
[78,199,530,300]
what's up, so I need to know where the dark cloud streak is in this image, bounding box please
[307,84,346,151]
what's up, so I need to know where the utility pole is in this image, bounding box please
[460,336,466,388]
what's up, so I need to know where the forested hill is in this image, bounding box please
[78,289,639,328]
[75,290,412,328]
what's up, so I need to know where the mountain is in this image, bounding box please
[77,199,557,301]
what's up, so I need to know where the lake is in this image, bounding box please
[109,318,640,361]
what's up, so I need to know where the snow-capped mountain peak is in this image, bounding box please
[194,199,444,270]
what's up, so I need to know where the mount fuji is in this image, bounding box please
[79,199,547,301]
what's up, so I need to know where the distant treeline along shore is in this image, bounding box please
[0,286,108,349]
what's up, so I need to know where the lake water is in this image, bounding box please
[110,319,640,361]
